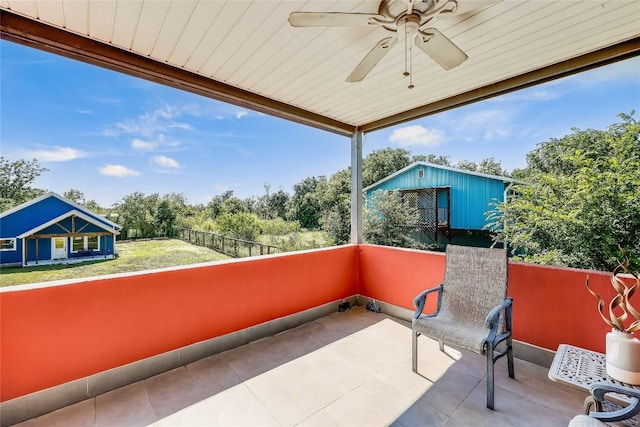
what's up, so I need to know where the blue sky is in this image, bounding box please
[1,39,639,207]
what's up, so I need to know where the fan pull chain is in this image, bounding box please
[403,24,410,77]
[408,41,415,89]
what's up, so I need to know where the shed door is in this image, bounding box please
[52,237,67,259]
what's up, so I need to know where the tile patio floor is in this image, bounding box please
[12,307,586,426]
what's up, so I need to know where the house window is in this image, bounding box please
[87,236,99,250]
[71,236,101,252]
[72,237,85,252]
[418,169,425,178]
[0,238,16,251]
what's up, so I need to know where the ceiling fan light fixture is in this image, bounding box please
[400,15,420,37]
[289,0,476,85]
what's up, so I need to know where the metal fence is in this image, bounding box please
[176,228,278,258]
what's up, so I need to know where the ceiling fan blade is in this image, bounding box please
[435,0,500,19]
[288,12,383,27]
[346,37,398,82]
[415,28,467,70]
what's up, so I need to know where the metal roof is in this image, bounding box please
[363,161,526,191]
[0,192,122,230]
[17,209,120,239]
[1,1,639,137]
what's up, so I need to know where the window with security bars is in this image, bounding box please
[402,189,438,234]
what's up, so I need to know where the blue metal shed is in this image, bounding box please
[0,193,121,267]
[364,162,521,248]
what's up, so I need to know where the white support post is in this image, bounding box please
[350,130,364,244]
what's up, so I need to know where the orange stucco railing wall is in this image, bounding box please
[358,244,631,354]
[0,246,358,402]
[1,243,633,402]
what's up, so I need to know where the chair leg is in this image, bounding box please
[486,345,495,410]
[412,329,418,373]
[507,336,515,379]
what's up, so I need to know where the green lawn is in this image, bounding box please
[0,239,230,287]
[257,230,331,252]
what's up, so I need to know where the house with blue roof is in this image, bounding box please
[0,192,121,267]
[364,162,522,249]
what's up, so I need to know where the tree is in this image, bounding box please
[162,193,189,226]
[314,149,417,243]
[318,169,352,244]
[206,190,234,218]
[155,199,176,237]
[63,188,85,204]
[115,192,160,239]
[63,189,108,215]
[478,158,508,176]
[289,176,325,229]
[321,199,351,245]
[362,148,412,187]
[221,196,248,215]
[0,157,48,210]
[487,113,640,271]
[455,160,478,172]
[254,185,290,220]
[268,189,290,219]
[363,190,423,248]
[215,212,261,241]
[83,199,108,216]
[412,154,451,166]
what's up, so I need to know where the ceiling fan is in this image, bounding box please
[289,0,490,88]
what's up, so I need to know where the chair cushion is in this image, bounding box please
[414,245,509,354]
[568,414,606,427]
[413,311,490,354]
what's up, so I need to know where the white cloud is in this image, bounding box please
[131,138,158,150]
[29,146,85,162]
[152,105,176,120]
[152,155,181,169]
[235,110,248,119]
[457,109,513,140]
[389,125,445,147]
[434,108,514,143]
[103,105,192,138]
[99,164,140,177]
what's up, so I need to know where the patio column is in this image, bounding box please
[22,237,27,267]
[350,130,363,244]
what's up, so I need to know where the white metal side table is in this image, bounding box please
[548,344,640,425]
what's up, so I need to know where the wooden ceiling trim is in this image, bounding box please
[360,36,640,133]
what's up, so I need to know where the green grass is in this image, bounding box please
[0,239,230,287]
[257,230,331,252]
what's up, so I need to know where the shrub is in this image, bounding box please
[215,213,261,241]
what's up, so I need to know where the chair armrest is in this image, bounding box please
[589,382,640,423]
[484,297,513,329]
[413,284,443,320]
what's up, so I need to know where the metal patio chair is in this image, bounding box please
[568,382,640,426]
[412,244,514,410]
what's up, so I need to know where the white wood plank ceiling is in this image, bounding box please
[1,0,639,135]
